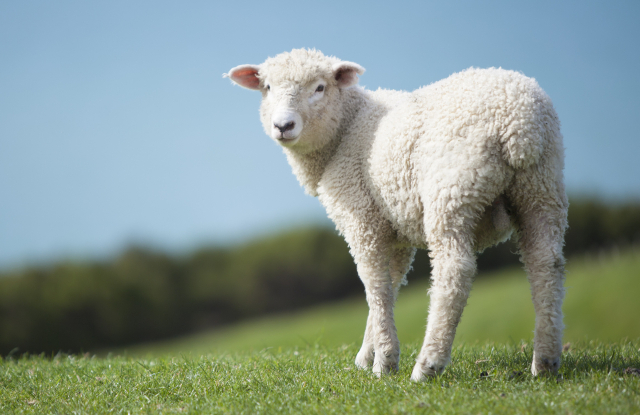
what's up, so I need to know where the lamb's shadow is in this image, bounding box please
[448,344,640,382]
[560,348,640,376]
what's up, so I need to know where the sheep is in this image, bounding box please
[225,49,568,381]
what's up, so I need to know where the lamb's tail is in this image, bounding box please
[498,83,559,170]
[500,130,543,170]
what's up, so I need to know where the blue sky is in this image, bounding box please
[1,1,639,268]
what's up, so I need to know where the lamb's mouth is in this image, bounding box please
[277,135,299,144]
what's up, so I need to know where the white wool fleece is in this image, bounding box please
[226,49,568,381]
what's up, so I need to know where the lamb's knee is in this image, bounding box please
[431,247,476,279]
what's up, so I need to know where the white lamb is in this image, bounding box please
[225,49,568,381]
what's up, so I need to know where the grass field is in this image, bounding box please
[2,342,639,414]
[2,249,639,414]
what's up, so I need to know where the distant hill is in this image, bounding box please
[123,247,640,356]
[0,197,638,355]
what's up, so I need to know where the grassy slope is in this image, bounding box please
[124,248,640,356]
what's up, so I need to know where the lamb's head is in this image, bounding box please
[226,49,365,153]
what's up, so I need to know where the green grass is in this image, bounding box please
[2,342,639,414]
[2,249,639,414]
[124,248,640,356]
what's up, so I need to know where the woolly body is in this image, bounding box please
[226,49,568,381]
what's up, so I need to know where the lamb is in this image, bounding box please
[225,49,568,381]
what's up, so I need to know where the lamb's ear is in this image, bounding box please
[224,64,261,90]
[332,61,365,88]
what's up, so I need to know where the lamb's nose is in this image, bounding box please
[274,121,295,133]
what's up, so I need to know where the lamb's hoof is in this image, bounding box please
[372,356,399,377]
[410,362,444,382]
[531,356,560,376]
[355,345,374,369]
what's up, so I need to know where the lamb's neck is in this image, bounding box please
[283,140,337,197]
[283,88,369,197]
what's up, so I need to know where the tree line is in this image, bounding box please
[0,197,638,355]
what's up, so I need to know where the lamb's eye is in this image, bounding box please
[266,85,270,91]
[316,85,324,92]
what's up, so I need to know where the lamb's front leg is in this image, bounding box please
[411,238,476,381]
[356,247,416,370]
[357,260,399,376]
[355,310,375,369]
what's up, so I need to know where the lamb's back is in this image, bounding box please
[366,68,548,244]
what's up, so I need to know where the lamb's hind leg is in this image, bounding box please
[514,195,568,375]
[355,247,416,369]
[411,234,476,381]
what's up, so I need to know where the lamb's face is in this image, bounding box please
[257,76,334,151]
[227,49,364,153]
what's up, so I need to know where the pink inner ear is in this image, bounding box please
[332,61,365,88]
[230,67,260,89]
[335,69,357,87]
